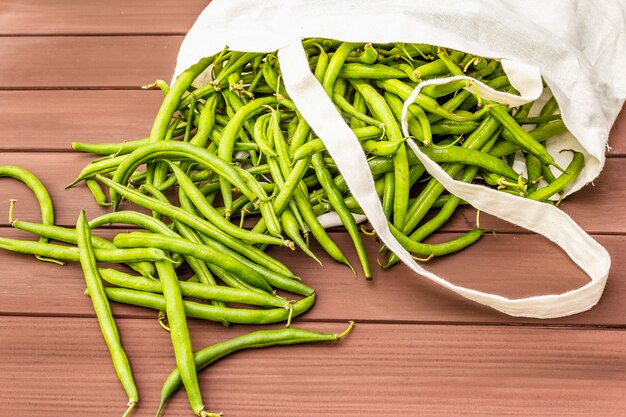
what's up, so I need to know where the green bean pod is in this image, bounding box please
[154,260,211,416]
[157,323,353,416]
[99,267,290,309]
[0,236,170,264]
[105,287,315,325]
[76,211,138,415]
[113,232,273,294]
[10,220,155,278]
[0,165,56,264]
[527,151,584,201]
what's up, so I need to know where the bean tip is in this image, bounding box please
[336,320,355,340]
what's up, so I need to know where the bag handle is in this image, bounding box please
[278,40,610,318]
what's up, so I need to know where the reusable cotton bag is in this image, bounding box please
[172,0,626,318]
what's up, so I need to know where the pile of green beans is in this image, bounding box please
[70,39,581,276]
[1,39,584,417]
[2,166,353,416]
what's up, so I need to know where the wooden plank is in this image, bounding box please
[0,0,208,35]
[1,88,624,155]
[444,155,626,234]
[1,152,624,234]
[1,317,625,416]
[608,105,626,156]
[0,225,623,326]
[0,36,181,88]
[0,90,163,150]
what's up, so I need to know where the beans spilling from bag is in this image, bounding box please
[0,39,581,416]
[72,38,582,276]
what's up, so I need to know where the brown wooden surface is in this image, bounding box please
[1,2,625,416]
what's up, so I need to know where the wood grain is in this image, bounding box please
[0,226,622,326]
[0,36,181,88]
[0,152,624,235]
[0,90,163,150]
[0,0,208,35]
[0,3,624,416]
[1,318,625,417]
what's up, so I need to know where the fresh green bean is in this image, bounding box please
[0,236,170,264]
[10,219,155,278]
[527,151,584,201]
[99,267,289,309]
[154,260,213,416]
[167,161,286,246]
[105,287,315,325]
[157,323,353,416]
[1,165,56,263]
[76,211,138,416]
[113,232,273,294]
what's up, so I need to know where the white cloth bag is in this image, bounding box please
[173,0,626,318]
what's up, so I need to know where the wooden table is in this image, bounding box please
[1,2,625,416]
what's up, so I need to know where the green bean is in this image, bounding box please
[109,141,258,211]
[321,42,361,97]
[489,104,560,169]
[281,208,321,265]
[358,43,378,64]
[113,232,273,294]
[148,56,214,144]
[375,79,486,122]
[430,120,480,136]
[527,151,584,201]
[0,165,56,263]
[217,96,278,216]
[539,96,559,118]
[154,260,213,417]
[333,92,383,127]
[541,163,558,184]
[99,267,289,309]
[167,161,286,246]
[350,90,368,129]
[84,178,111,206]
[490,120,567,158]
[351,79,410,231]
[381,172,394,218]
[288,116,312,157]
[105,287,315,325]
[76,212,138,415]
[71,137,156,156]
[189,93,219,148]
[103,197,303,295]
[66,154,129,188]
[525,153,542,194]
[338,63,408,79]
[402,117,501,235]
[397,134,500,261]
[413,59,449,79]
[147,185,230,315]
[221,90,260,163]
[311,152,372,278]
[421,79,468,99]
[194,230,314,296]
[514,114,562,125]
[389,226,485,257]
[291,126,382,162]
[98,176,296,276]
[419,145,519,180]
[262,54,289,99]
[10,219,155,278]
[157,323,353,416]
[76,212,138,416]
[0,236,170,264]
[384,90,432,145]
